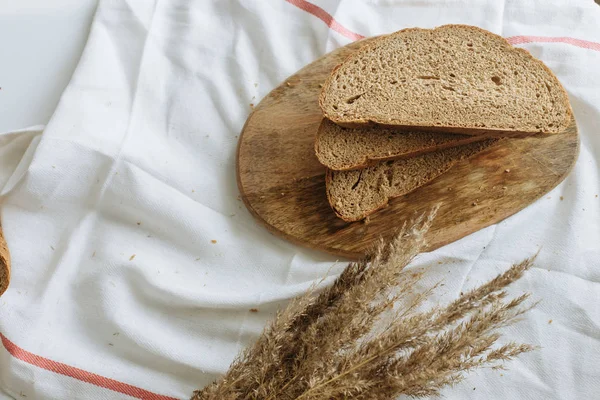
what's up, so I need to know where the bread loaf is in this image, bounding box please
[0,227,10,296]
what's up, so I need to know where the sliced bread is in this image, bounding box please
[326,139,498,221]
[315,118,489,171]
[319,24,572,136]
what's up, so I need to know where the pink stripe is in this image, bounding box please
[285,0,600,52]
[1,332,178,400]
[285,0,365,41]
[507,35,600,51]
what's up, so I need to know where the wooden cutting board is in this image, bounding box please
[237,39,579,259]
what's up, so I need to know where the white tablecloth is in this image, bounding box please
[1,1,599,399]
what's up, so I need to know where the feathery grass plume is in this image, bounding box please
[192,207,535,399]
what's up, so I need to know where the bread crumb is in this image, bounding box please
[548,319,553,324]
[596,194,598,198]
[319,83,324,88]
[437,261,442,264]
[211,240,217,244]
[447,187,453,191]
[129,254,136,261]
[546,196,551,199]
[192,189,195,193]
[137,222,141,226]
[92,251,96,257]
[560,196,564,201]
[195,257,201,261]
[108,343,114,346]
[254,83,258,87]
[504,169,510,173]
[472,202,477,206]
[249,103,254,109]
[364,216,371,224]
[286,82,292,87]
[250,308,259,312]
[502,186,507,190]
[113,332,119,336]
[50,246,55,250]
[52,165,56,169]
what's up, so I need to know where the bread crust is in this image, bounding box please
[0,226,10,296]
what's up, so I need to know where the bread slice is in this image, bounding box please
[326,139,498,221]
[316,118,490,171]
[319,24,572,136]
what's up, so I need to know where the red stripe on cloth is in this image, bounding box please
[0,332,178,400]
[506,35,600,52]
[285,0,365,41]
[285,0,600,53]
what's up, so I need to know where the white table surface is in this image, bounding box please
[0,0,98,133]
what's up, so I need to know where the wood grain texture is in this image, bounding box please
[237,39,579,259]
[0,224,10,296]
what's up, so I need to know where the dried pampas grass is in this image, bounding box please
[192,208,535,399]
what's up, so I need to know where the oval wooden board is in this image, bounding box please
[237,39,579,259]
